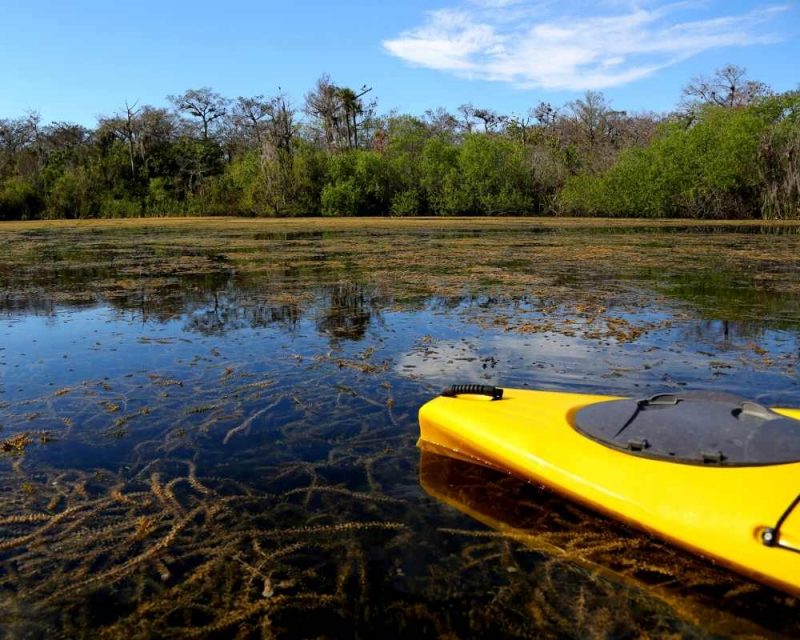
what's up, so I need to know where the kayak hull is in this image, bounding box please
[418,388,800,596]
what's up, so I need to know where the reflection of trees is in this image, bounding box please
[183,282,384,342]
[0,245,236,322]
[0,246,392,343]
[663,271,800,336]
[0,291,58,317]
[184,291,302,335]
[315,282,381,343]
[682,319,791,343]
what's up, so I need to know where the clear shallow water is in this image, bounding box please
[1,219,799,639]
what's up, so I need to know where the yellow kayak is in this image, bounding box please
[418,385,800,595]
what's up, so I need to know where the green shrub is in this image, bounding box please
[390,189,421,216]
[0,177,43,220]
[321,179,360,216]
[101,197,142,218]
[558,99,798,218]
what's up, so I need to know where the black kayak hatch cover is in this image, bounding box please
[572,391,800,466]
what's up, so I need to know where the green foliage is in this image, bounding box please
[459,134,536,215]
[561,96,800,219]
[46,166,101,219]
[419,137,464,215]
[223,153,261,214]
[321,150,390,216]
[0,177,42,220]
[0,82,798,220]
[390,189,421,216]
[759,92,800,219]
[145,177,183,215]
[101,197,142,218]
[321,180,360,216]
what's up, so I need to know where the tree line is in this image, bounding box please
[0,66,798,220]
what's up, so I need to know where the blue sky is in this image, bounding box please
[1,0,797,125]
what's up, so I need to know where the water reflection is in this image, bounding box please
[184,290,303,335]
[418,447,799,638]
[315,282,382,342]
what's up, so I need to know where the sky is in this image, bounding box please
[0,0,798,125]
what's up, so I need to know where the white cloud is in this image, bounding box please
[382,2,788,90]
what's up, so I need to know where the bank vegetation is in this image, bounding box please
[0,65,797,220]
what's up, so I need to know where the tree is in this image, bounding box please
[457,103,478,134]
[304,75,340,151]
[168,88,228,140]
[266,92,296,154]
[96,104,176,191]
[0,70,796,221]
[304,76,374,151]
[560,98,794,219]
[0,113,38,156]
[229,95,274,149]
[97,101,140,177]
[568,91,610,147]
[423,108,459,137]
[459,135,534,214]
[0,113,39,177]
[473,107,500,133]
[758,92,800,219]
[681,64,772,111]
[135,106,177,177]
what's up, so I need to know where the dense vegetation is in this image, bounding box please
[1,66,798,220]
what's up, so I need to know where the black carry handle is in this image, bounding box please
[762,492,800,551]
[613,393,680,438]
[639,393,680,407]
[441,384,504,400]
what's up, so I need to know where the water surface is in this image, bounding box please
[1,218,799,638]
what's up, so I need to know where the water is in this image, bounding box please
[1,219,799,638]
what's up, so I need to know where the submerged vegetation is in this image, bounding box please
[1,219,800,636]
[1,65,798,221]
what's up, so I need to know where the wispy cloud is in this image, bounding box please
[383,2,789,90]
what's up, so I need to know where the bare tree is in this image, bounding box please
[135,107,176,175]
[561,91,656,171]
[304,75,342,150]
[304,75,374,151]
[681,64,772,110]
[168,88,229,140]
[533,102,559,128]
[0,113,40,176]
[569,91,611,147]
[98,102,141,177]
[0,114,38,154]
[229,92,296,157]
[423,107,459,136]
[457,103,478,134]
[503,111,534,144]
[269,92,295,153]
[530,102,562,144]
[40,122,92,151]
[473,107,500,133]
[230,96,273,148]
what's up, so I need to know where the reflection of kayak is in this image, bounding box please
[418,448,795,638]
[418,385,800,596]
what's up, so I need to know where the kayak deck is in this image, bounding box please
[418,387,800,595]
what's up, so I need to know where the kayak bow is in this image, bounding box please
[418,386,800,595]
